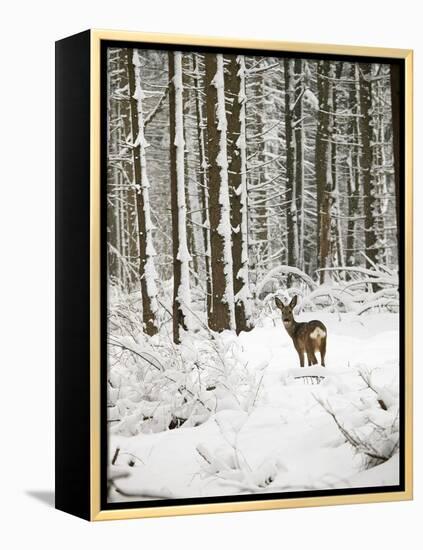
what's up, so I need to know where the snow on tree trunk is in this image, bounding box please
[107,49,121,283]
[169,51,193,344]
[183,55,202,278]
[346,63,361,271]
[205,53,236,332]
[329,62,345,270]
[284,59,298,271]
[293,58,305,272]
[358,63,379,273]
[226,54,253,334]
[390,63,401,246]
[119,47,139,289]
[127,49,159,336]
[316,60,333,284]
[193,53,213,319]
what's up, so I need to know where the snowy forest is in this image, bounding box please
[106,47,401,502]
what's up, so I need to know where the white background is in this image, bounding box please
[1,0,420,548]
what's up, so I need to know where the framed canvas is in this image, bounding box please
[55,29,413,521]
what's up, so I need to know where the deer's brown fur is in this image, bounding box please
[275,295,327,368]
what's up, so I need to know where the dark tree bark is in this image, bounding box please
[118,48,138,289]
[204,53,234,332]
[284,59,296,270]
[330,62,344,268]
[390,63,401,245]
[182,55,199,277]
[169,51,190,344]
[225,54,252,334]
[316,60,332,283]
[293,58,304,270]
[256,73,269,247]
[192,53,212,320]
[127,48,158,336]
[106,49,121,283]
[358,63,379,269]
[346,64,360,269]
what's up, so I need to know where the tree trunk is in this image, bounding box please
[390,63,401,245]
[127,48,159,336]
[118,47,138,290]
[316,60,332,283]
[225,54,252,334]
[293,58,304,270]
[284,59,297,270]
[106,49,119,283]
[192,53,213,320]
[346,64,360,269]
[204,53,235,332]
[330,62,345,268]
[358,63,379,269]
[169,51,192,344]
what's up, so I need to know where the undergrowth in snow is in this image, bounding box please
[107,282,400,502]
[108,290,262,436]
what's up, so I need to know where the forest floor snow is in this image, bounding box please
[109,312,400,502]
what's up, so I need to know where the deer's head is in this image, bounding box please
[275,295,298,329]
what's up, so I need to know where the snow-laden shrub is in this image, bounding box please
[196,416,285,493]
[300,265,399,315]
[107,299,263,436]
[254,263,399,317]
[314,367,399,468]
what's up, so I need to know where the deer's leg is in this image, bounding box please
[306,342,318,366]
[311,353,318,365]
[306,346,313,366]
[320,337,326,367]
[295,345,305,368]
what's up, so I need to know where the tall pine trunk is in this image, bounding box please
[284,59,297,269]
[293,58,304,270]
[205,53,235,332]
[106,49,119,283]
[316,60,332,283]
[346,64,361,269]
[226,54,252,334]
[390,63,401,245]
[358,63,379,270]
[127,49,159,336]
[192,53,213,320]
[330,62,345,268]
[118,48,138,289]
[169,51,192,344]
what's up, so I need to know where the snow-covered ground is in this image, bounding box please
[108,311,400,502]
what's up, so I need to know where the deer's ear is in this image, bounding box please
[275,297,284,310]
[289,295,298,309]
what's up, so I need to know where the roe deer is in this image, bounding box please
[275,295,327,368]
